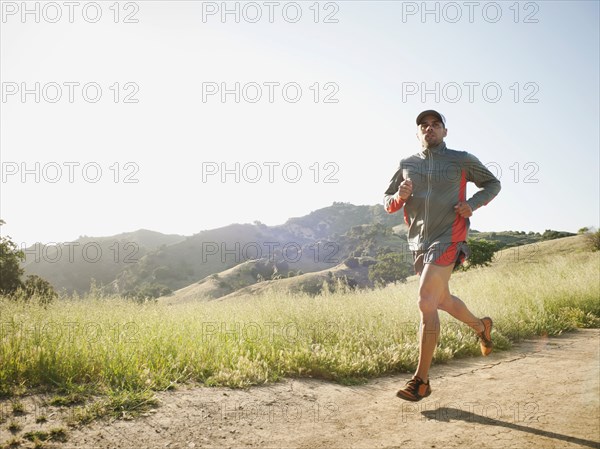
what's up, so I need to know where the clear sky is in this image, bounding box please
[1,1,599,246]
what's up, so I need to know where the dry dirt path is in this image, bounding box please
[3,329,599,449]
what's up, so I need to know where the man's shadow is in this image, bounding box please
[422,408,599,448]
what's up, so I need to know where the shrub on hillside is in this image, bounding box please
[125,283,172,301]
[1,220,57,303]
[541,229,576,240]
[459,238,498,271]
[368,253,412,285]
[0,223,25,295]
[21,275,58,304]
[586,230,600,252]
[344,257,359,269]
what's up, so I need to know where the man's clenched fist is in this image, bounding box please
[399,178,413,201]
[454,201,473,218]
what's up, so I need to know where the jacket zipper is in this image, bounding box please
[424,149,434,244]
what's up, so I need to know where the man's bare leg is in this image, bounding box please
[414,263,455,382]
[413,263,489,380]
[397,262,492,400]
[438,292,485,334]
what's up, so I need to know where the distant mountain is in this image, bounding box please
[111,203,405,297]
[22,229,185,294]
[280,202,400,240]
[20,202,574,298]
[21,203,404,296]
[157,221,410,304]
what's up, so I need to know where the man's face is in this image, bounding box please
[416,115,447,149]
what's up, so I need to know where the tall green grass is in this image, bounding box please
[1,250,598,402]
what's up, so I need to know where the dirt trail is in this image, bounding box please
[3,330,599,449]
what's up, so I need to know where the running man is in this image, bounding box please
[384,110,501,401]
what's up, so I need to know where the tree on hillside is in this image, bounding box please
[125,282,172,302]
[587,230,600,252]
[368,253,413,285]
[1,220,58,302]
[459,238,498,271]
[0,220,25,295]
[22,275,58,304]
[541,229,575,240]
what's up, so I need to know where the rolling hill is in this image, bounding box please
[22,229,185,294]
[162,234,591,304]
[20,201,576,298]
[21,203,403,296]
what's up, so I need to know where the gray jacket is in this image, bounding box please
[384,142,501,250]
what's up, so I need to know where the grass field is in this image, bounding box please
[1,236,598,421]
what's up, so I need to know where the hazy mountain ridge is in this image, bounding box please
[111,203,403,297]
[21,203,572,298]
[21,203,403,296]
[22,229,186,294]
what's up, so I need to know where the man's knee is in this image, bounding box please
[418,292,439,314]
[419,265,452,314]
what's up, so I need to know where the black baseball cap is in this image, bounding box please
[416,110,446,127]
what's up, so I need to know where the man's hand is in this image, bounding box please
[454,201,473,218]
[399,179,413,201]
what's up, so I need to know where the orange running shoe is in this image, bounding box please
[396,376,431,402]
[478,317,494,356]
